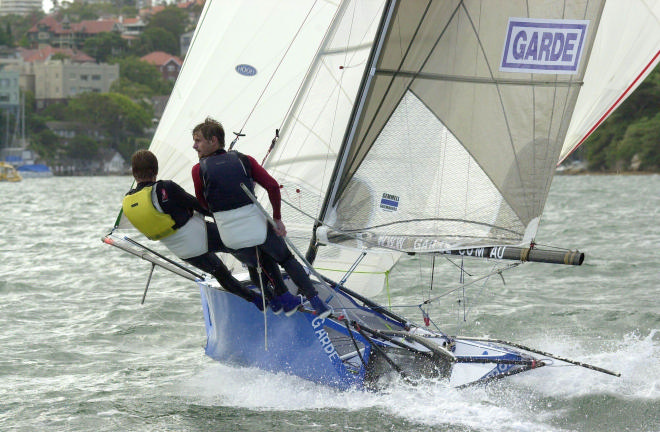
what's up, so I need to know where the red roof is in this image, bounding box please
[141,51,182,67]
[29,15,121,36]
[19,46,95,63]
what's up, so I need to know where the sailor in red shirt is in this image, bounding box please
[191,117,331,318]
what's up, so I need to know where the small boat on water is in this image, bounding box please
[104,0,659,390]
[17,164,53,178]
[0,162,21,182]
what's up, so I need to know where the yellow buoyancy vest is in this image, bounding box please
[122,186,176,240]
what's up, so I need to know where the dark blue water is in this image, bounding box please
[1,175,658,431]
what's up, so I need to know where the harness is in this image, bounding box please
[122,185,176,240]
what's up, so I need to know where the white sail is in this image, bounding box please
[138,0,659,289]
[316,0,659,254]
[150,0,340,191]
[141,0,395,293]
[561,0,660,162]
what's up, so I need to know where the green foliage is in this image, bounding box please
[117,136,150,161]
[29,129,60,160]
[40,101,71,121]
[0,11,44,46]
[0,21,12,46]
[619,113,660,170]
[51,52,70,61]
[130,27,178,56]
[146,6,188,41]
[67,134,100,159]
[58,2,100,21]
[119,6,138,17]
[67,92,152,142]
[581,64,660,172]
[110,77,157,100]
[110,56,173,96]
[83,32,127,63]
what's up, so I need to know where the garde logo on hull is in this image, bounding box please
[500,18,589,74]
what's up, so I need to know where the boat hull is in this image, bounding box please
[200,284,365,390]
[199,280,544,390]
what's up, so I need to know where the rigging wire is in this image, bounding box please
[230,0,321,149]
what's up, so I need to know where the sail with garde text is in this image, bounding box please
[316,0,659,254]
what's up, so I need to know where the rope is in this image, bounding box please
[232,1,321,145]
[256,247,268,350]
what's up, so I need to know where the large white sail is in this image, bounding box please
[142,0,395,292]
[137,0,659,290]
[149,0,340,191]
[561,0,660,162]
[316,0,659,255]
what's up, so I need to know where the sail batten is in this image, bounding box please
[376,69,585,87]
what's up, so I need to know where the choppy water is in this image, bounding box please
[0,175,658,432]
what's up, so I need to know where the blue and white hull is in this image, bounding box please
[199,278,544,390]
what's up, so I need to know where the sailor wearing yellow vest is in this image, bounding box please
[122,149,264,309]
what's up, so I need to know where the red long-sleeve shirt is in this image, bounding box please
[192,151,282,220]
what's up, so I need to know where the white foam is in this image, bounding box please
[507,329,660,400]
[180,365,564,431]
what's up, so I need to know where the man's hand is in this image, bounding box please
[274,219,287,237]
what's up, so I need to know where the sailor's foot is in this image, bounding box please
[269,296,284,315]
[278,292,304,317]
[269,292,302,316]
[309,295,333,319]
[250,293,266,311]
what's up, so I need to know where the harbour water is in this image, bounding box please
[1,175,658,431]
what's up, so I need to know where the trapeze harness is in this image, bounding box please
[200,151,268,249]
[122,182,208,259]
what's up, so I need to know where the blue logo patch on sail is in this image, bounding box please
[380,193,399,212]
[500,18,589,74]
[235,64,257,76]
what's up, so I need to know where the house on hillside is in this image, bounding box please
[141,51,182,82]
[28,15,122,50]
[9,46,117,109]
[27,14,147,51]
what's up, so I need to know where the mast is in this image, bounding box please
[306,0,396,264]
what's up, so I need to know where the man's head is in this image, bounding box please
[193,117,224,159]
[131,149,158,182]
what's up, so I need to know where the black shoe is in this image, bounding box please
[250,293,266,311]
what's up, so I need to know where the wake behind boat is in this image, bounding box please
[104,0,659,390]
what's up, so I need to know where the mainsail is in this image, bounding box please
[134,0,659,286]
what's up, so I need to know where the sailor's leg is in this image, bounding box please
[259,227,330,317]
[184,253,261,305]
[232,248,275,300]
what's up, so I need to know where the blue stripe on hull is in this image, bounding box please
[199,285,364,390]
